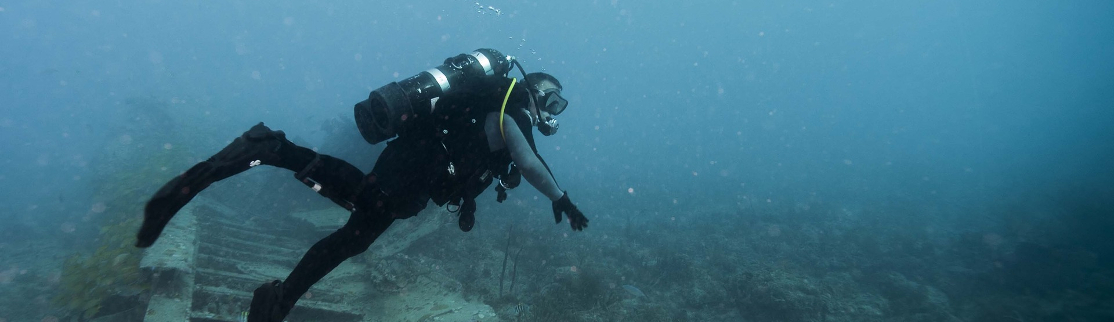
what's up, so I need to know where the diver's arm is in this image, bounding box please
[491,113,565,201]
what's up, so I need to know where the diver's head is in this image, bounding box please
[526,72,566,116]
[525,72,565,136]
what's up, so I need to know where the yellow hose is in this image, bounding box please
[499,78,517,140]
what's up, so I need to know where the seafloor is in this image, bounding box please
[3,183,1112,322]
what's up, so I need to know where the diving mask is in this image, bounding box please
[538,89,568,115]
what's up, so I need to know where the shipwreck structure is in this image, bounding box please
[138,194,495,322]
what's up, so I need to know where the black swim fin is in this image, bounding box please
[458,198,476,232]
[136,123,294,248]
[249,280,292,322]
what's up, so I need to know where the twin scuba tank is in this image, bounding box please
[354,48,515,145]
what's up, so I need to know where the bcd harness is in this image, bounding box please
[436,77,560,221]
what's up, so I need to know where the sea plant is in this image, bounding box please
[53,216,146,319]
[53,97,196,320]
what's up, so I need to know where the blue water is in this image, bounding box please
[1,1,1112,321]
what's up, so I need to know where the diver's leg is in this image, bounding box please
[292,154,373,211]
[137,122,317,247]
[248,190,396,322]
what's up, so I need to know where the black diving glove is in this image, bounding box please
[552,192,589,231]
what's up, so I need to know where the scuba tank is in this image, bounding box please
[354,48,514,145]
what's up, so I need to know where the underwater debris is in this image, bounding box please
[513,302,531,316]
[622,284,646,297]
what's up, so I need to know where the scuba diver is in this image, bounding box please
[132,48,589,322]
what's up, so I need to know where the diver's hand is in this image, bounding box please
[496,185,509,203]
[552,192,588,231]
